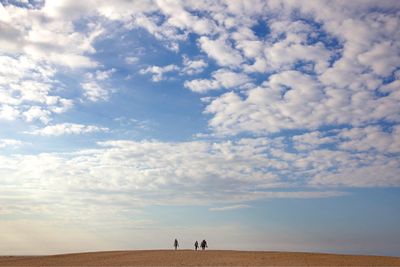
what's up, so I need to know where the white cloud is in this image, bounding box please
[81,82,110,102]
[0,139,23,148]
[185,69,251,93]
[293,131,337,151]
[156,0,216,36]
[0,0,399,215]
[292,125,400,154]
[94,69,116,80]
[0,137,354,209]
[209,204,251,211]
[357,41,400,77]
[2,133,398,212]
[125,56,139,65]
[199,36,244,67]
[0,2,101,68]
[81,69,116,102]
[29,123,109,136]
[205,68,400,135]
[90,0,400,138]
[311,162,400,187]
[139,64,179,82]
[182,56,207,75]
[23,106,51,124]
[0,55,73,123]
[0,105,19,121]
[338,125,400,153]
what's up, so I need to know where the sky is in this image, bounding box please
[1,0,400,256]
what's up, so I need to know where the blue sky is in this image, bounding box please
[1,0,400,256]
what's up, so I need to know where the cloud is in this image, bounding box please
[293,131,337,151]
[80,69,116,102]
[311,163,400,187]
[93,69,116,81]
[357,41,400,76]
[0,2,101,68]
[0,139,23,148]
[1,0,400,223]
[2,132,398,213]
[0,55,73,123]
[0,137,356,210]
[338,125,400,153]
[139,64,179,82]
[292,125,400,154]
[0,105,19,121]
[81,82,110,102]
[185,69,251,93]
[199,36,244,67]
[125,56,139,65]
[182,56,207,75]
[209,204,251,211]
[29,123,109,136]
[1,0,397,134]
[205,68,400,135]
[90,0,399,137]
[156,0,216,36]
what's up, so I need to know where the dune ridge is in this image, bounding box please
[1,250,400,266]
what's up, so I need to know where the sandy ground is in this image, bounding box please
[0,250,399,266]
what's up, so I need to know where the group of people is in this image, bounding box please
[173,239,208,250]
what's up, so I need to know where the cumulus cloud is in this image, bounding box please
[185,69,251,93]
[0,2,109,124]
[0,55,73,123]
[199,36,244,67]
[205,68,400,135]
[140,64,179,82]
[357,41,400,77]
[0,105,19,120]
[2,133,399,214]
[125,56,139,65]
[102,0,398,137]
[81,82,110,102]
[80,69,116,102]
[311,162,400,187]
[29,123,109,136]
[1,0,400,223]
[2,0,397,135]
[0,2,101,68]
[0,137,357,211]
[209,204,251,211]
[0,139,23,148]
[23,106,51,124]
[338,125,400,153]
[291,125,400,154]
[181,56,207,75]
[293,131,337,151]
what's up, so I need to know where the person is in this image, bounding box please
[194,240,199,250]
[174,238,179,250]
[200,239,207,250]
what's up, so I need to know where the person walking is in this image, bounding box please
[194,240,199,250]
[174,238,179,250]
[200,239,208,250]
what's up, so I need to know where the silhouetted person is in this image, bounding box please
[194,241,199,250]
[200,239,207,250]
[174,238,179,250]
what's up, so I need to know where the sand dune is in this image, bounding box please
[1,250,399,266]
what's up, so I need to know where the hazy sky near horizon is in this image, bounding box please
[1,0,400,256]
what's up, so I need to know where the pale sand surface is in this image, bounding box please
[0,250,399,266]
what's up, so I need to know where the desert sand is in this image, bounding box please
[0,250,399,266]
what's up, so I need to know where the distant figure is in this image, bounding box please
[174,238,179,250]
[194,241,199,250]
[200,239,207,250]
